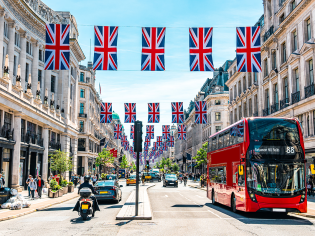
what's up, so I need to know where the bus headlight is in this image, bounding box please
[300,194,305,203]
[249,193,257,202]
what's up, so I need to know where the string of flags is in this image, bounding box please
[44,24,262,73]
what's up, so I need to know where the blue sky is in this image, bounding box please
[46,0,263,144]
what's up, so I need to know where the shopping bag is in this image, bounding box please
[43,188,48,194]
[34,190,39,199]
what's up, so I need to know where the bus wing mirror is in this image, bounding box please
[238,165,244,176]
[311,164,315,175]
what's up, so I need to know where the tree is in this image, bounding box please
[160,158,167,169]
[120,155,128,169]
[49,150,73,180]
[172,163,179,172]
[95,148,115,173]
[131,161,136,171]
[165,158,172,170]
[193,142,208,173]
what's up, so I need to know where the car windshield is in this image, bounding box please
[106,175,116,180]
[246,161,305,195]
[248,118,303,161]
[166,175,177,180]
[129,175,136,179]
[95,181,115,186]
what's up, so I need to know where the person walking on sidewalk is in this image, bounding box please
[141,173,145,185]
[26,175,32,197]
[36,175,44,199]
[307,178,314,196]
[0,173,5,188]
[183,174,188,187]
[29,178,37,200]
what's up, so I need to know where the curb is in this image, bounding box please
[0,194,78,222]
[291,213,315,219]
[188,185,207,191]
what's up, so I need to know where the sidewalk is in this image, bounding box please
[0,188,79,222]
[116,183,154,220]
[188,181,206,191]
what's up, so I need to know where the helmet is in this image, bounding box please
[84,175,90,182]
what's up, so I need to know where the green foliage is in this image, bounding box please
[120,155,128,169]
[172,163,179,172]
[60,179,68,187]
[193,142,208,167]
[49,150,73,180]
[49,179,61,191]
[95,148,115,172]
[167,170,171,174]
[68,182,73,186]
[165,158,172,169]
[101,173,107,179]
[131,161,136,171]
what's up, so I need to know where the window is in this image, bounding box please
[274,83,278,105]
[218,134,224,149]
[272,50,276,69]
[3,21,8,37]
[307,115,310,136]
[248,73,252,87]
[313,111,315,135]
[215,112,221,121]
[293,31,297,51]
[265,89,270,112]
[51,75,55,93]
[13,55,17,76]
[284,77,289,100]
[249,98,252,116]
[80,89,85,98]
[224,131,230,147]
[26,41,32,55]
[282,42,286,63]
[243,102,247,117]
[254,73,258,83]
[238,81,241,95]
[309,59,314,85]
[291,0,296,11]
[295,68,299,92]
[279,14,285,24]
[254,95,258,114]
[243,76,246,91]
[215,100,220,105]
[70,84,73,100]
[298,115,303,132]
[38,70,42,84]
[215,126,221,132]
[39,49,44,62]
[239,105,242,119]
[14,32,20,47]
[264,59,268,77]
[21,119,25,141]
[307,18,312,41]
[79,121,84,132]
[25,63,29,90]
[4,112,12,131]
[80,72,84,82]
[80,103,84,114]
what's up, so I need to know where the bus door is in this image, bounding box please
[233,163,246,210]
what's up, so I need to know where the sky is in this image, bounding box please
[45,0,263,145]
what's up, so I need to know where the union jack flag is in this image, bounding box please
[153,142,158,151]
[129,146,134,154]
[146,125,154,139]
[45,24,70,70]
[93,26,118,70]
[162,125,170,140]
[114,124,122,139]
[168,136,174,147]
[178,125,186,140]
[195,101,207,124]
[157,136,162,147]
[236,26,261,72]
[141,27,166,71]
[133,152,137,159]
[130,125,134,139]
[124,103,136,123]
[144,137,151,148]
[171,102,184,123]
[189,27,214,71]
[163,142,168,151]
[121,135,127,146]
[100,103,112,123]
[148,103,160,123]
[124,142,129,151]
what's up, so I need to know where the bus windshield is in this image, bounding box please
[247,118,303,160]
[247,161,305,195]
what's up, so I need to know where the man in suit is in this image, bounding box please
[36,175,44,198]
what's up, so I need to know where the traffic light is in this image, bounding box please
[134,121,143,152]
[146,160,149,169]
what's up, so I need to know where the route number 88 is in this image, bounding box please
[286,147,295,154]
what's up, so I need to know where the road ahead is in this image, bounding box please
[0,181,315,236]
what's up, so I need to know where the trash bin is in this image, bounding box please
[0,187,11,205]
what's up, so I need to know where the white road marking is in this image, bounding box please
[165,195,168,198]
[196,195,204,198]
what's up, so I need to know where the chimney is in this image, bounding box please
[88,61,93,68]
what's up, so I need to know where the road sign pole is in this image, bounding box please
[135,151,139,216]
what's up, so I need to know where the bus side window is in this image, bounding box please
[238,165,245,186]
[208,139,211,152]
[225,131,230,147]
[212,137,217,150]
[217,167,224,183]
[223,167,226,183]
[230,128,235,145]
[209,168,216,182]
[218,134,223,149]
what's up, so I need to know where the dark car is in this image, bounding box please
[94,180,122,203]
[163,174,178,187]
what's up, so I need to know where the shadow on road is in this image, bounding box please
[39,206,74,211]
[204,203,314,225]
[70,217,92,224]
[172,204,203,208]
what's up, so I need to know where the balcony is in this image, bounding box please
[78,113,87,118]
[49,141,61,150]
[262,108,270,116]
[291,91,300,105]
[263,26,274,42]
[280,98,289,110]
[305,84,315,99]
[0,126,14,140]
[271,103,279,114]
[78,147,86,151]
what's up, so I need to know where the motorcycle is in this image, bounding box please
[78,188,94,220]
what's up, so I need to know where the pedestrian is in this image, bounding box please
[26,175,32,197]
[73,175,78,187]
[36,175,44,199]
[183,174,188,187]
[48,174,54,183]
[0,173,5,188]
[92,175,97,185]
[80,175,84,184]
[307,178,314,196]
[141,173,145,185]
[29,178,37,200]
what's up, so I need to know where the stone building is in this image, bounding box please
[227,0,315,174]
[174,61,231,173]
[0,0,123,189]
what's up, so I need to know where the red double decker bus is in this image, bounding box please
[207,117,307,213]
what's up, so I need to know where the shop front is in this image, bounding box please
[0,137,15,188]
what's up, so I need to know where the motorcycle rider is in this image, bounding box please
[73,175,100,217]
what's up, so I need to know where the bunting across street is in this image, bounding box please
[45,24,70,70]
[195,101,207,124]
[162,125,170,140]
[157,136,163,147]
[178,125,186,140]
[146,125,154,139]
[124,103,136,123]
[130,125,134,139]
[100,103,112,123]
[93,26,118,70]
[171,102,184,123]
[114,124,122,139]
[169,136,174,147]
[148,103,160,123]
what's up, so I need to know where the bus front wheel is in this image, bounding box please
[231,194,237,213]
[212,191,216,205]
